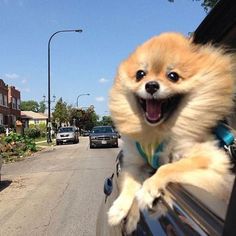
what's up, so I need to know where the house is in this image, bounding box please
[8,86,21,127]
[0,79,21,128]
[21,111,47,128]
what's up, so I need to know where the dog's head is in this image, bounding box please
[109,33,235,142]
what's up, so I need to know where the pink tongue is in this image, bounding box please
[146,99,161,121]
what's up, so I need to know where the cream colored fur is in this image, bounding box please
[108,32,235,234]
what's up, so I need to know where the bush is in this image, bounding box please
[24,128,41,139]
[2,132,37,160]
[0,125,5,134]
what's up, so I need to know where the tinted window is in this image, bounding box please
[92,127,113,133]
[59,127,74,133]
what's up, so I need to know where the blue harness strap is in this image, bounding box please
[213,122,235,147]
[135,142,164,169]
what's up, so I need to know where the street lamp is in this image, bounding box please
[47,29,82,143]
[76,93,90,108]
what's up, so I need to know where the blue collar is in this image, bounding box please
[135,142,164,169]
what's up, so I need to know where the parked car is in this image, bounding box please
[96,1,236,235]
[89,126,118,148]
[56,126,79,145]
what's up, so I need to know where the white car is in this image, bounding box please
[56,126,79,145]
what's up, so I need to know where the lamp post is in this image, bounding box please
[76,93,90,108]
[47,29,82,143]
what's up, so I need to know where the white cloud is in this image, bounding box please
[21,79,27,84]
[99,78,109,84]
[4,73,20,80]
[95,96,105,102]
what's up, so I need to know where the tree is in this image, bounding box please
[168,0,219,12]
[52,98,68,127]
[21,100,39,112]
[38,101,46,113]
[67,105,99,131]
[98,116,114,127]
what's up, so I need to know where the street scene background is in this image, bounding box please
[0,137,121,235]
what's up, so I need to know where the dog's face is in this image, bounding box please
[109,33,234,141]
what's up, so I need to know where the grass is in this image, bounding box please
[36,139,56,147]
[34,136,47,142]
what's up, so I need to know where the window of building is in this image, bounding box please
[4,95,7,106]
[17,98,20,110]
[12,97,16,109]
[0,113,3,125]
[34,119,40,124]
[0,94,3,106]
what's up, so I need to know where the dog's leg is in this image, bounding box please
[124,198,140,235]
[136,143,231,210]
[108,172,141,226]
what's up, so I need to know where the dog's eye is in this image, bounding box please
[136,70,146,82]
[167,72,180,82]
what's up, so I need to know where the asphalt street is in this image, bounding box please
[0,137,121,236]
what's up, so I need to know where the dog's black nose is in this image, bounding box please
[145,81,160,95]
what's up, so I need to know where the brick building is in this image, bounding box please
[0,79,21,127]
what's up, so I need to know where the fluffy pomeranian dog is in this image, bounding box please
[108,32,235,234]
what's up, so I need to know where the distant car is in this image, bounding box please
[56,126,79,145]
[89,126,118,148]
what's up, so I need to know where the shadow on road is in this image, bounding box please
[0,180,12,192]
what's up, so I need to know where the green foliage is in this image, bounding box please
[28,123,47,137]
[4,132,22,143]
[21,100,39,112]
[24,128,41,139]
[53,101,112,131]
[3,132,37,152]
[97,116,114,127]
[39,101,46,113]
[52,98,69,126]
[21,100,46,113]
[0,125,5,134]
[68,106,100,131]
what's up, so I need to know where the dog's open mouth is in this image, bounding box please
[137,95,182,125]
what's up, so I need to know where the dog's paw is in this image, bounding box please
[108,198,131,226]
[136,178,161,210]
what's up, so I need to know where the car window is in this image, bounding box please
[92,127,113,133]
[59,127,74,133]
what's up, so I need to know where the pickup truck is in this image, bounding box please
[96,0,236,235]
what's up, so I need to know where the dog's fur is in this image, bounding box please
[108,32,235,234]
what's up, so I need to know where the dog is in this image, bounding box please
[108,32,235,234]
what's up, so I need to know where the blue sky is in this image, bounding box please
[0,0,206,117]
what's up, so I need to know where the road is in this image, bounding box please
[0,137,121,236]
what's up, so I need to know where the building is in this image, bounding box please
[0,79,9,126]
[21,111,47,128]
[0,79,21,128]
[8,86,21,127]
